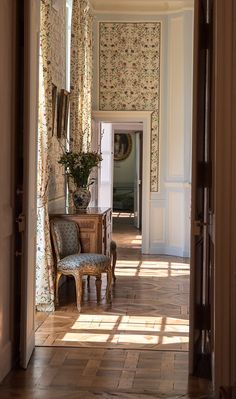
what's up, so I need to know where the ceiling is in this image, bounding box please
[90,0,194,14]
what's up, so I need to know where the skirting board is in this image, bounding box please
[149,244,190,258]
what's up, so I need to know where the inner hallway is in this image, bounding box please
[0,215,212,397]
[35,213,190,351]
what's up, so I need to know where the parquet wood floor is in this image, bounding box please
[35,215,190,351]
[0,215,213,398]
[0,346,213,398]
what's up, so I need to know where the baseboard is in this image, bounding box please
[0,341,12,382]
[149,244,190,258]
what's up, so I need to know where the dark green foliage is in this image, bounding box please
[58,151,102,188]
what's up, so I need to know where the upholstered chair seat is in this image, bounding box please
[58,253,110,271]
[50,218,112,311]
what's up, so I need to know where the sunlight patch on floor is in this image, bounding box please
[113,212,134,218]
[62,332,111,342]
[62,314,190,346]
[71,314,189,333]
[131,238,142,245]
[115,260,190,277]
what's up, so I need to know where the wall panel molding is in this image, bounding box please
[167,15,185,180]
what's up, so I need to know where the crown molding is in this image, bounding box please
[90,0,194,14]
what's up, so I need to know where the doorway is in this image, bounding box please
[98,121,143,252]
[20,0,214,390]
[12,0,236,394]
[93,111,152,254]
[25,6,194,380]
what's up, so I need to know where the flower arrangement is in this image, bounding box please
[58,151,102,188]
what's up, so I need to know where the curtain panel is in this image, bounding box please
[36,0,55,312]
[70,0,93,152]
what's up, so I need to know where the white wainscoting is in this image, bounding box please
[149,200,166,246]
[149,184,191,257]
[149,11,193,257]
[93,10,193,258]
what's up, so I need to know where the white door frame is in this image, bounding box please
[92,110,152,254]
[20,0,40,369]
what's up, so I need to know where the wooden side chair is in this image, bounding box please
[50,218,112,311]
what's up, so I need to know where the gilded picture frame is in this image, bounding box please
[114,133,132,161]
[57,89,70,138]
[52,83,57,136]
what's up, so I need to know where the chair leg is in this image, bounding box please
[106,266,112,303]
[112,251,117,282]
[55,272,62,307]
[95,275,102,303]
[110,240,117,282]
[74,273,83,311]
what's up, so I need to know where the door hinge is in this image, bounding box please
[16,214,25,232]
[192,219,208,236]
[198,161,212,188]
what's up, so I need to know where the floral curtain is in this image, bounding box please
[36,0,55,312]
[70,0,93,152]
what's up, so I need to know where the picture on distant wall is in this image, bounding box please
[114,133,132,161]
[52,83,57,136]
[57,89,70,138]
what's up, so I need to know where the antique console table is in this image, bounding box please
[50,207,112,257]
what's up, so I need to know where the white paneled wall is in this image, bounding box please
[150,201,166,246]
[167,16,185,180]
[149,10,193,257]
[93,9,193,257]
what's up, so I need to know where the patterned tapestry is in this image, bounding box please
[70,0,93,152]
[99,22,161,192]
[36,0,55,311]
[48,1,67,203]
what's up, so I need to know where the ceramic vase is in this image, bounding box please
[73,187,91,210]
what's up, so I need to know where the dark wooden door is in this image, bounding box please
[190,0,214,379]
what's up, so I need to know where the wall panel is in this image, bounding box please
[94,10,193,256]
[168,191,185,248]
[167,16,185,180]
[150,203,166,245]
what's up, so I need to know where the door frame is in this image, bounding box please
[20,0,40,368]
[213,0,236,390]
[190,0,236,390]
[19,0,236,391]
[93,110,152,254]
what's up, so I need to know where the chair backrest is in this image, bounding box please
[50,219,81,261]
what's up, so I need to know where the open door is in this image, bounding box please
[134,131,142,229]
[19,0,40,368]
[190,0,214,379]
[98,123,114,209]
